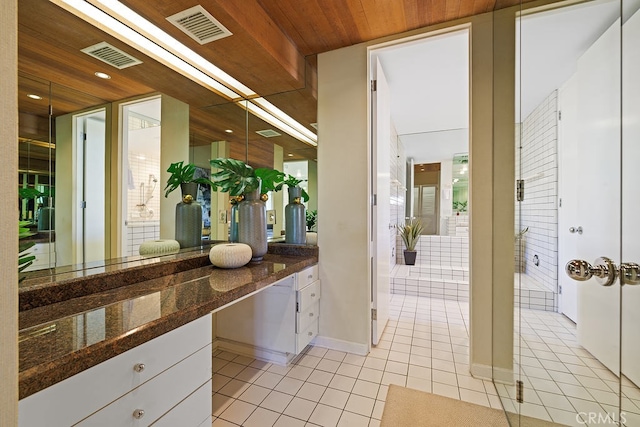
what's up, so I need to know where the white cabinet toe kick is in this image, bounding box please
[216,264,320,365]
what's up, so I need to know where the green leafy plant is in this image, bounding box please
[283,175,309,202]
[209,158,285,196]
[19,221,36,283]
[453,200,468,212]
[398,219,424,251]
[164,161,215,198]
[306,210,317,232]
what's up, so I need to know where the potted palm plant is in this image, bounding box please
[398,219,424,265]
[209,158,285,261]
[164,161,215,249]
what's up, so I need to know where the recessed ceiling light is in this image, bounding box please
[95,71,111,79]
[224,129,233,133]
[287,153,294,157]
[27,94,43,100]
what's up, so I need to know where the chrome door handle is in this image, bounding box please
[620,262,640,285]
[569,226,583,234]
[565,257,617,286]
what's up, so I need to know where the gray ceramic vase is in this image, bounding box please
[238,182,267,262]
[285,187,306,244]
[175,182,202,248]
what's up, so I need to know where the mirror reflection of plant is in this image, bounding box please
[453,200,468,212]
[282,175,309,202]
[19,221,36,283]
[306,210,317,232]
[209,158,285,196]
[164,161,216,198]
[398,219,424,251]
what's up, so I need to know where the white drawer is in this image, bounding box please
[76,343,212,426]
[19,315,212,427]
[296,319,319,353]
[296,301,319,333]
[296,265,318,290]
[297,280,320,313]
[150,379,211,427]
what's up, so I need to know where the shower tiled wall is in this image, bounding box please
[125,221,161,256]
[127,151,161,222]
[396,235,469,267]
[516,90,559,294]
[126,151,161,256]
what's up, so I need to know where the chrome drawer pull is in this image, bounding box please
[311,293,316,298]
[133,409,145,419]
[309,312,314,317]
[308,274,313,279]
[133,363,145,373]
[308,331,313,337]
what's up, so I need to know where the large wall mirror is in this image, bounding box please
[18,0,318,281]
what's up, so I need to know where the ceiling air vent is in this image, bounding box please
[256,129,281,138]
[167,5,232,45]
[81,42,142,69]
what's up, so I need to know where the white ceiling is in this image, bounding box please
[517,0,620,120]
[374,1,632,165]
[375,29,469,164]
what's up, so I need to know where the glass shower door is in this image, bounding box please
[507,0,640,424]
[415,184,439,235]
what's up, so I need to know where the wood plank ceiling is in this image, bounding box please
[18,0,525,169]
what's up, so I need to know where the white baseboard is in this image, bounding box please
[215,339,293,366]
[470,363,514,384]
[312,335,369,356]
[493,366,514,385]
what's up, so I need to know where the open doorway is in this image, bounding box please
[369,28,470,347]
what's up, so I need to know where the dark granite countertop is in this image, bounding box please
[18,244,318,400]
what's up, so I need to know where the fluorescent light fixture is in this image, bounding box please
[50,0,318,147]
[251,98,318,144]
[52,0,241,99]
[240,101,318,147]
[27,94,43,100]
[94,71,111,79]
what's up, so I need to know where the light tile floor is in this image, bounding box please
[497,308,640,427]
[211,294,640,426]
[211,295,500,426]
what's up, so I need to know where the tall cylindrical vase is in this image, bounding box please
[175,182,202,248]
[238,183,267,262]
[285,187,306,244]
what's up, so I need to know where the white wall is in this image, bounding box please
[159,95,190,241]
[1,0,18,422]
[317,43,371,354]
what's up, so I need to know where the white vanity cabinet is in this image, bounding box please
[216,264,320,365]
[19,315,212,427]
